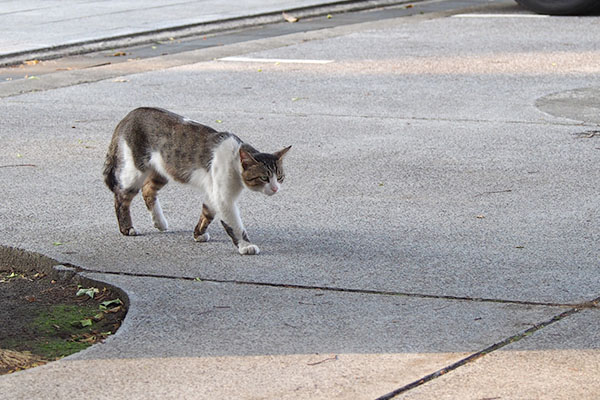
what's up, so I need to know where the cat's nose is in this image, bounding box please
[271,185,278,193]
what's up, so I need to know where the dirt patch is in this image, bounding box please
[0,246,127,374]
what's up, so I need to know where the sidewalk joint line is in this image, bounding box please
[375,302,593,399]
[70,265,595,309]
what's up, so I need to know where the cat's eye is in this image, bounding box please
[277,176,285,183]
[259,176,269,182]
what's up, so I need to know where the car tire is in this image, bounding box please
[515,0,600,15]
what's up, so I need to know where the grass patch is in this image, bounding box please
[0,262,127,374]
[28,304,104,359]
[33,338,90,359]
[33,304,99,335]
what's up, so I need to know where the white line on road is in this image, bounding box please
[218,56,334,64]
[452,13,549,18]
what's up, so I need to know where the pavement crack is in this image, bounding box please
[474,189,513,197]
[375,305,588,400]
[218,109,595,128]
[70,265,583,309]
[0,163,37,169]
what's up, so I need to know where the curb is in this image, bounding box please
[0,0,417,66]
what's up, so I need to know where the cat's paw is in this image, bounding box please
[194,232,210,242]
[239,243,260,255]
[151,209,168,231]
[153,219,168,232]
[122,227,138,236]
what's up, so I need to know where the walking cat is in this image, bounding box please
[103,107,291,255]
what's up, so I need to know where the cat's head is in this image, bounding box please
[240,146,291,196]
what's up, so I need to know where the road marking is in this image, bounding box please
[218,56,334,64]
[452,13,549,18]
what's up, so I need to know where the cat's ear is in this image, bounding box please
[274,145,292,160]
[239,148,257,169]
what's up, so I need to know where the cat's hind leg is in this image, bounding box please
[114,189,139,236]
[142,172,169,231]
[113,140,148,236]
[193,203,215,242]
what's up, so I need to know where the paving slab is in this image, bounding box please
[1,11,599,304]
[397,309,600,399]
[0,0,362,58]
[0,273,563,399]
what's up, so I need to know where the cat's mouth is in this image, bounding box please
[264,187,278,196]
[244,183,278,196]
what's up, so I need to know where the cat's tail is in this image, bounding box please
[103,136,119,193]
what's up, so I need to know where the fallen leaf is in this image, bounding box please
[25,296,36,302]
[23,59,40,65]
[215,119,223,124]
[52,241,63,246]
[99,298,122,310]
[93,313,105,321]
[76,287,99,298]
[405,4,414,8]
[327,14,332,19]
[80,319,93,327]
[282,12,299,23]
[105,306,122,313]
[79,335,97,344]
[476,215,485,219]
[112,51,127,57]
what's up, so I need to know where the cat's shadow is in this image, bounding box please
[251,226,381,259]
[136,226,380,259]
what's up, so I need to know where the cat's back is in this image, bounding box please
[115,107,234,154]
[113,107,240,180]
[118,107,218,138]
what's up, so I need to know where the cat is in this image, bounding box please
[103,107,291,255]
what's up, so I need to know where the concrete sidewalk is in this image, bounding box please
[1,0,599,398]
[0,0,411,65]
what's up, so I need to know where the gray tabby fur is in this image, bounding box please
[103,107,291,255]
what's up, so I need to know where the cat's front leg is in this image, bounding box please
[218,203,259,255]
[220,220,259,255]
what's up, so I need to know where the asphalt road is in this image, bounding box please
[1,0,599,398]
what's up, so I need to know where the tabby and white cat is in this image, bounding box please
[103,107,291,255]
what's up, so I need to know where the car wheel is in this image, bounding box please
[515,0,600,15]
